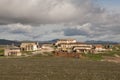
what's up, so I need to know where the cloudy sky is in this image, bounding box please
[0,0,120,41]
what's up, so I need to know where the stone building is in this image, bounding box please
[57,42,92,53]
[20,42,39,51]
[55,39,76,45]
[73,46,92,53]
[4,47,22,56]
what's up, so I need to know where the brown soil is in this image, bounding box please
[103,56,120,63]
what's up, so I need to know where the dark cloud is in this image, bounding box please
[0,0,120,41]
[61,21,120,40]
[0,0,101,25]
[63,28,89,36]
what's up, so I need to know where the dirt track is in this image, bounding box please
[103,56,120,63]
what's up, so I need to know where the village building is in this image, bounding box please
[73,46,92,53]
[20,42,39,51]
[41,43,53,49]
[57,42,93,53]
[55,39,114,54]
[41,43,54,51]
[93,44,113,53]
[4,46,22,56]
[55,39,76,45]
[94,45,106,52]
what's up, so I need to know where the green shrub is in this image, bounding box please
[84,53,103,61]
[0,49,4,56]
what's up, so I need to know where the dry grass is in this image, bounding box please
[0,57,120,80]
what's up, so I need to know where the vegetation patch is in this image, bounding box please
[82,53,103,61]
[32,52,54,57]
[21,51,33,55]
[101,50,120,57]
[0,49,4,56]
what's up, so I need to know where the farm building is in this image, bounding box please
[57,43,92,52]
[55,39,76,45]
[20,42,39,51]
[4,47,22,56]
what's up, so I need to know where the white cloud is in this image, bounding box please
[0,0,120,41]
[0,23,32,34]
[7,23,32,33]
[0,0,98,24]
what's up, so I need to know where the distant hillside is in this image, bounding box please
[0,39,21,46]
[85,40,119,44]
[39,39,59,44]
[0,39,118,46]
[0,39,59,46]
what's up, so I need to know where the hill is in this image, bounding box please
[39,39,59,44]
[85,40,118,44]
[0,39,21,46]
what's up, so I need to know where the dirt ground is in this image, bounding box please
[102,56,120,63]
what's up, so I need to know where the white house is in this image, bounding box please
[4,47,22,56]
[20,42,39,51]
[55,39,76,45]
